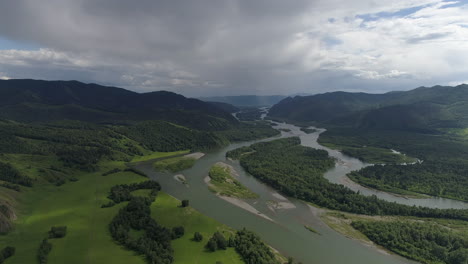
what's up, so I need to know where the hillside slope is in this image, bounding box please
[200,95,286,107]
[269,84,468,130]
[0,79,237,130]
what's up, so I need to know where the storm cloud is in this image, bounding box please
[0,0,467,96]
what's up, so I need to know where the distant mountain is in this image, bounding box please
[269,84,468,131]
[200,95,287,107]
[0,79,238,130]
[207,101,240,113]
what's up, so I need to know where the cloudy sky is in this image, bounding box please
[0,0,467,96]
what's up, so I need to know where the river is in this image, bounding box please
[135,120,468,264]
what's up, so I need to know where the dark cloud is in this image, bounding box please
[0,0,467,96]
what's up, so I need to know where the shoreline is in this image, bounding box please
[204,174,274,222]
[217,195,275,222]
[184,152,205,160]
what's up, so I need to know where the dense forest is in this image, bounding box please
[0,79,238,130]
[217,121,279,142]
[0,114,277,179]
[229,229,280,264]
[116,120,228,152]
[349,162,468,201]
[321,127,468,201]
[352,221,468,264]
[235,108,265,121]
[228,138,468,220]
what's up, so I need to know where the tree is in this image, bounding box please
[213,232,227,250]
[2,246,15,259]
[193,232,203,242]
[172,226,185,239]
[206,232,227,251]
[48,226,67,238]
[448,249,468,264]
[37,239,52,264]
[206,237,218,252]
[181,199,189,207]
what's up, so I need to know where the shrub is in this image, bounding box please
[48,226,67,238]
[37,239,52,264]
[193,232,203,242]
[171,226,185,239]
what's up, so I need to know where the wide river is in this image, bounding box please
[136,121,468,264]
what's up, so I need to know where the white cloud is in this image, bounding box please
[355,70,410,80]
[294,0,468,84]
[448,80,468,86]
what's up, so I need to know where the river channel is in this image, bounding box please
[136,121,468,264]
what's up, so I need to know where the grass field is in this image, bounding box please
[130,150,190,163]
[208,164,258,199]
[153,156,196,173]
[151,192,244,264]
[0,161,147,264]
[0,152,245,264]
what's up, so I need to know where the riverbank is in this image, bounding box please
[320,209,468,263]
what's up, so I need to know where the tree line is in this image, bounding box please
[0,161,32,186]
[352,221,468,264]
[319,127,468,201]
[204,228,280,264]
[228,137,468,220]
[107,180,189,264]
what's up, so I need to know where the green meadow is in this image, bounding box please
[130,150,190,163]
[153,156,196,173]
[0,152,243,264]
[207,165,258,199]
[151,192,243,264]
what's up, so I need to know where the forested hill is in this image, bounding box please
[0,79,237,130]
[200,95,286,107]
[206,101,240,113]
[269,84,468,131]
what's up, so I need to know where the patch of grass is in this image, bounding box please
[130,150,190,163]
[153,156,196,173]
[208,164,258,199]
[321,142,417,164]
[320,211,384,245]
[0,153,250,264]
[304,225,321,235]
[151,192,243,264]
[0,160,148,264]
[130,189,153,198]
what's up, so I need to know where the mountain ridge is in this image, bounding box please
[269,84,468,131]
[0,79,238,130]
